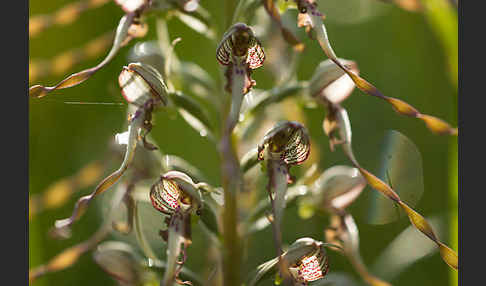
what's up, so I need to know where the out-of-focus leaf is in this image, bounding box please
[29,0,111,38]
[371,215,444,281]
[198,200,221,238]
[364,130,424,225]
[263,0,305,51]
[29,161,104,220]
[29,182,129,282]
[128,41,166,77]
[30,31,114,83]
[240,147,259,173]
[169,91,213,132]
[112,192,136,235]
[240,84,306,117]
[93,241,142,285]
[246,185,309,235]
[173,10,216,40]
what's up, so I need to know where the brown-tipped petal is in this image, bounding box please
[398,201,437,241]
[29,14,135,98]
[438,242,459,270]
[302,3,458,136]
[419,114,458,135]
[384,97,420,117]
[29,69,94,98]
[357,164,458,270]
[342,144,458,270]
[358,168,401,204]
[398,201,457,270]
[53,109,143,235]
[339,65,458,135]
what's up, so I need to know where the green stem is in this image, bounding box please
[219,24,244,286]
[133,199,158,260]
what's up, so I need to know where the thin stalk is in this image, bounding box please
[267,160,293,285]
[161,213,187,286]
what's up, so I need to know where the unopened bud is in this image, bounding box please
[119,62,168,107]
[150,171,202,215]
[309,59,358,104]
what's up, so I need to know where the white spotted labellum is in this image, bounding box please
[288,245,329,284]
[249,238,330,286]
[149,171,202,286]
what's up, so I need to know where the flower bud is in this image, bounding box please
[258,121,310,165]
[118,62,168,107]
[93,241,142,285]
[115,0,150,14]
[309,59,358,104]
[310,165,366,212]
[150,171,202,215]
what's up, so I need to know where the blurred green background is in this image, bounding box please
[29,0,458,285]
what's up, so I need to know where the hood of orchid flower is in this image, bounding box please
[150,171,202,215]
[258,121,311,165]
